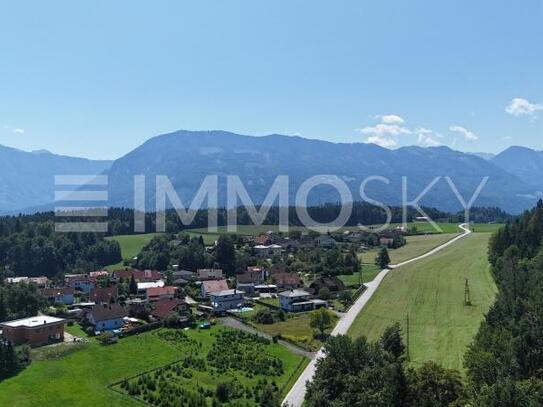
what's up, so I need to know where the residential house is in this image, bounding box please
[236,269,265,295]
[65,274,95,294]
[146,286,177,302]
[255,233,272,246]
[197,268,224,281]
[0,315,65,347]
[315,235,337,248]
[254,244,282,258]
[89,286,118,304]
[137,280,165,295]
[4,276,50,287]
[272,273,301,290]
[87,303,127,332]
[113,269,161,282]
[246,266,266,282]
[89,270,109,279]
[209,289,244,313]
[200,279,229,297]
[379,237,395,247]
[171,269,196,285]
[41,287,74,305]
[151,298,190,321]
[279,289,327,313]
[309,276,346,293]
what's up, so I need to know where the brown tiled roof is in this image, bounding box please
[113,269,161,282]
[236,272,262,284]
[272,273,301,286]
[90,286,118,303]
[201,279,229,293]
[147,286,177,298]
[89,303,127,322]
[151,298,186,319]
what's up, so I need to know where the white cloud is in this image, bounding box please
[505,97,543,117]
[365,135,398,148]
[359,123,411,137]
[376,114,405,125]
[449,125,478,141]
[13,128,25,134]
[415,127,442,147]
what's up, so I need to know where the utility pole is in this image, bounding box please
[464,278,471,306]
[406,314,410,362]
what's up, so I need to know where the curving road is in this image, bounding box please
[282,224,472,407]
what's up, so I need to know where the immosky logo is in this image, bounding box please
[54,174,489,233]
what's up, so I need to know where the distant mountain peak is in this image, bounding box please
[31,149,53,155]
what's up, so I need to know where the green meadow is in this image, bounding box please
[348,233,497,371]
[0,327,307,406]
[105,233,159,270]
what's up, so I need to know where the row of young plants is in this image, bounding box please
[115,328,285,406]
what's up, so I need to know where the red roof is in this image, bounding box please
[255,234,271,245]
[202,279,229,294]
[113,269,161,282]
[147,286,177,298]
[151,298,186,319]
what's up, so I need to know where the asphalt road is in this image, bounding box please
[282,224,472,407]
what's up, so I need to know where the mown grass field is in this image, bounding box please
[339,264,381,285]
[253,312,338,352]
[0,327,307,406]
[348,233,497,371]
[105,233,159,270]
[359,233,458,266]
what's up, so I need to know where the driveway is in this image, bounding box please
[282,224,472,407]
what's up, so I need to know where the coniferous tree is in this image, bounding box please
[376,247,391,269]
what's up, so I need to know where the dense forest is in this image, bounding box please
[0,219,121,279]
[306,201,543,406]
[464,200,543,404]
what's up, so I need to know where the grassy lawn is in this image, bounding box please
[253,312,338,352]
[339,264,381,285]
[258,297,280,307]
[0,327,307,406]
[184,230,221,246]
[64,323,89,338]
[105,233,159,270]
[348,233,497,371]
[388,233,459,264]
[371,222,504,234]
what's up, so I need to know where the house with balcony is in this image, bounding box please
[279,289,327,313]
[209,289,244,313]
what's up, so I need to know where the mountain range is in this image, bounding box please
[1,130,542,214]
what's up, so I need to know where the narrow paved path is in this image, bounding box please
[282,224,472,407]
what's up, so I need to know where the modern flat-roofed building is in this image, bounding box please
[0,315,65,347]
[209,289,244,312]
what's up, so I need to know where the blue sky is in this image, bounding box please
[0,1,541,159]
